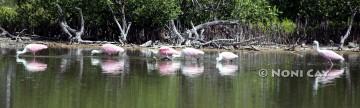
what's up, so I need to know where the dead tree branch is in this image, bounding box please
[0,26,16,39]
[169,20,184,45]
[56,4,92,44]
[108,1,132,45]
[339,12,356,50]
[200,36,265,47]
[169,20,239,46]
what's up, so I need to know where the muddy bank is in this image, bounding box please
[0,37,358,52]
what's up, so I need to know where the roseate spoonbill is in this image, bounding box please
[16,57,48,72]
[313,41,344,65]
[181,62,204,77]
[91,44,125,56]
[158,46,180,60]
[174,48,204,60]
[216,62,238,76]
[16,44,48,56]
[216,52,239,62]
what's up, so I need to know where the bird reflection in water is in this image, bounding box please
[313,65,345,91]
[16,57,48,72]
[157,60,181,76]
[216,62,238,76]
[181,61,204,77]
[91,57,125,75]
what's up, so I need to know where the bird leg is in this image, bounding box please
[327,59,333,67]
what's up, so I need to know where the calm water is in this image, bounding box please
[0,48,359,108]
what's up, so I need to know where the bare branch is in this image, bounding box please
[339,12,356,50]
[56,4,90,43]
[0,26,16,39]
[190,21,200,39]
[169,20,185,43]
[108,2,131,43]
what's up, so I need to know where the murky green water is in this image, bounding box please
[0,48,359,108]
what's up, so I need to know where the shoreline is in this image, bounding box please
[0,37,358,53]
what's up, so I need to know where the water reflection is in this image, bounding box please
[216,62,238,76]
[181,61,204,77]
[16,57,47,72]
[157,60,181,76]
[91,57,126,75]
[313,66,346,91]
[0,49,358,108]
[140,48,158,58]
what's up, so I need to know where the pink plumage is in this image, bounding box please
[313,41,344,65]
[181,48,204,58]
[158,46,179,57]
[95,44,125,55]
[17,44,48,56]
[318,50,345,61]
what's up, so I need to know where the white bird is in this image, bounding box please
[216,52,239,62]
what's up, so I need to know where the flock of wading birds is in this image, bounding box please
[14,40,345,75]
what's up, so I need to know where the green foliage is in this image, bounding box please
[17,1,54,28]
[0,6,18,25]
[280,19,296,33]
[127,0,181,28]
[231,0,279,23]
[179,0,235,25]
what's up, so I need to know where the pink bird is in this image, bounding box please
[313,41,344,65]
[216,52,239,62]
[158,46,180,59]
[16,44,48,56]
[176,48,204,59]
[91,44,125,56]
[16,57,48,72]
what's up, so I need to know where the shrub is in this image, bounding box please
[0,6,18,26]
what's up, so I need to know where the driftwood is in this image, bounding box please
[108,1,132,45]
[339,12,356,50]
[0,26,15,39]
[286,38,301,51]
[169,20,240,47]
[140,40,153,47]
[167,19,273,49]
[169,20,184,45]
[56,4,93,44]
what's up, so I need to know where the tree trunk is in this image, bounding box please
[56,4,91,44]
[0,26,16,39]
[339,12,356,50]
[108,1,132,44]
